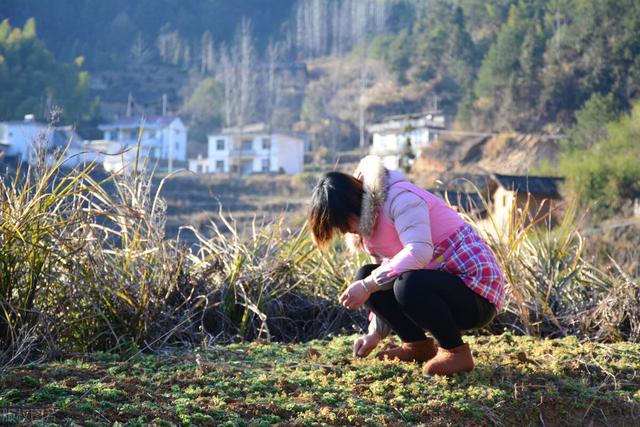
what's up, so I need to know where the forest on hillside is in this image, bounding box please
[2,0,639,136]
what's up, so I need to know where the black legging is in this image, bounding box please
[357,264,496,349]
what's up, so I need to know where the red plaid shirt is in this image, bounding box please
[429,224,505,310]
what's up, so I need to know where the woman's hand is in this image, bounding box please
[339,280,370,310]
[353,333,381,357]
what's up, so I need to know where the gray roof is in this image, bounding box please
[492,173,564,198]
[433,190,487,216]
[99,115,181,130]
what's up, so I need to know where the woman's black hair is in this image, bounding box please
[309,171,363,247]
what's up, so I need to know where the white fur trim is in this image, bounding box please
[344,232,363,254]
[353,155,388,236]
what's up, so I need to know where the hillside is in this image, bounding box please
[1,334,638,425]
[3,0,640,147]
[411,133,561,187]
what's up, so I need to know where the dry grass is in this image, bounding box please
[1,129,638,372]
[0,134,364,366]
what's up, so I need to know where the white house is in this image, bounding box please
[98,115,187,172]
[51,126,103,168]
[367,112,445,170]
[75,139,135,173]
[0,115,96,168]
[188,154,209,174]
[0,115,50,162]
[204,123,305,175]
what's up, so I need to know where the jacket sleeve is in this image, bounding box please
[368,312,391,339]
[368,189,434,285]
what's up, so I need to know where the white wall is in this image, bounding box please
[102,144,154,173]
[101,119,187,163]
[1,122,49,161]
[206,132,304,175]
[160,119,187,161]
[253,134,277,173]
[188,156,209,173]
[371,127,434,155]
[275,134,304,174]
[207,134,230,173]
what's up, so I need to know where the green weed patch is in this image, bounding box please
[0,333,638,426]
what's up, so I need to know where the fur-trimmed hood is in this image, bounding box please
[353,155,387,236]
[345,155,409,251]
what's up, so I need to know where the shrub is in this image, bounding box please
[560,98,640,218]
[466,190,639,341]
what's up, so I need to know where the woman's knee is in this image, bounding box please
[355,263,378,280]
[366,289,393,311]
[393,271,435,307]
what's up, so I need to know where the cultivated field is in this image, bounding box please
[1,334,638,426]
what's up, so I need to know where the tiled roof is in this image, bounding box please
[433,190,487,215]
[492,173,564,198]
[99,115,180,130]
[212,123,308,142]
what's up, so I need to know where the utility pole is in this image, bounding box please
[126,92,132,117]
[359,64,367,149]
[168,126,174,173]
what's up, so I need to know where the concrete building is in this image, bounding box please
[0,116,97,168]
[98,115,187,172]
[368,112,445,170]
[205,123,305,175]
[0,115,49,162]
[488,173,565,228]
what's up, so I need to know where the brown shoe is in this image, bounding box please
[422,343,474,376]
[375,338,437,363]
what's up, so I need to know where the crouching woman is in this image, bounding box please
[308,156,505,376]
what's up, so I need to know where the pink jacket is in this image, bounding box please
[345,156,467,339]
[347,156,464,286]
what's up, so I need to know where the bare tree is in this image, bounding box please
[359,57,370,148]
[294,0,391,58]
[131,32,151,63]
[183,43,191,68]
[200,30,215,75]
[157,27,186,65]
[264,39,284,131]
[216,43,236,127]
[234,17,257,129]
[330,0,341,55]
[547,0,570,60]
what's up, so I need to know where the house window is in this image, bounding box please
[262,158,270,172]
[241,139,253,151]
[241,159,253,175]
[216,139,225,150]
[216,160,224,172]
[262,137,271,150]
